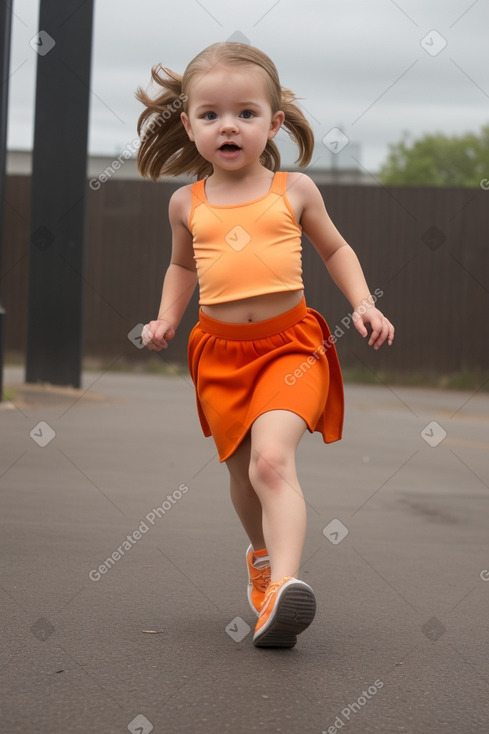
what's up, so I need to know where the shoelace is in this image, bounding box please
[252,566,271,593]
[258,577,294,613]
[258,580,283,613]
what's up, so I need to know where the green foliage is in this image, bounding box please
[379,124,489,186]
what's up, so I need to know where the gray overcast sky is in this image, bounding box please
[7,0,489,172]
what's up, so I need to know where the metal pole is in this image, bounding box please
[25,0,94,387]
[0,1,14,401]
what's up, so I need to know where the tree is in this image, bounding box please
[379,124,489,187]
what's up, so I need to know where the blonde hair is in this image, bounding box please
[136,42,314,181]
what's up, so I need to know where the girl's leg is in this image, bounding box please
[225,432,266,551]
[248,410,308,582]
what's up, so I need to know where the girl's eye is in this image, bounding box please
[240,110,254,119]
[202,112,217,120]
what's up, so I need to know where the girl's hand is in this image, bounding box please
[352,306,394,350]
[141,319,176,351]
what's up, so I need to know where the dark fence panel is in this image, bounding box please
[305,184,489,376]
[2,175,488,377]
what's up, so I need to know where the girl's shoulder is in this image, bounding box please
[169,182,193,227]
[284,170,317,192]
[170,181,194,203]
[283,171,320,213]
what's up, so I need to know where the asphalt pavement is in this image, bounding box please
[1,365,489,734]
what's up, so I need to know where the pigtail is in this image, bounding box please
[279,87,315,167]
[260,140,280,172]
[260,86,314,172]
[136,64,209,181]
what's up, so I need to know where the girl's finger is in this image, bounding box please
[353,315,368,338]
[367,316,382,347]
[371,319,391,349]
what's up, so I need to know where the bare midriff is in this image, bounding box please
[201,289,304,323]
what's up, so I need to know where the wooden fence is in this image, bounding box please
[2,175,488,377]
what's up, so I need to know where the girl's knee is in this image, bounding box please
[249,445,293,491]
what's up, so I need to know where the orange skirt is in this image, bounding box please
[187,297,344,462]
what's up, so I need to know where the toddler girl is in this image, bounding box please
[137,42,394,648]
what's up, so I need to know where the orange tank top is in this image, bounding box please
[188,171,304,305]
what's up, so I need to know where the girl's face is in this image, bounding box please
[181,63,284,174]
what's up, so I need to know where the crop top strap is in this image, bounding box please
[191,179,206,202]
[189,179,207,228]
[270,171,288,196]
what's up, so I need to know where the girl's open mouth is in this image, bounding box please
[219,143,241,158]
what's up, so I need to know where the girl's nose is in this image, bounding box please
[220,116,238,133]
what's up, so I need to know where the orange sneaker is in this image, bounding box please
[246,545,271,616]
[253,576,316,648]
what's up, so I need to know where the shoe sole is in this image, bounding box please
[253,581,316,648]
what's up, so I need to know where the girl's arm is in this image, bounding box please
[142,187,197,351]
[296,175,394,350]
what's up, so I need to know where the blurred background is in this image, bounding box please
[2,0,489,388]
